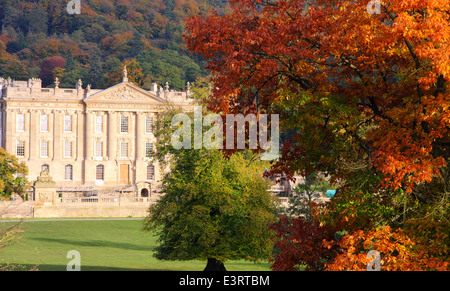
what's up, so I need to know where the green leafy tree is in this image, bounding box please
[87,48,104,89]
[0,148,29,199]
[0,148,33,271]
[26,7,48,34]
[143,109,276,271]
[287,173,331,220]
[0,59,29,80]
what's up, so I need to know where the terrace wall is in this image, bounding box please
[0,197,160,218]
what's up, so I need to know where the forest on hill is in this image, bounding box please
[0,0,229,90]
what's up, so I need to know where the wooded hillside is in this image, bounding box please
[0,0,228,89]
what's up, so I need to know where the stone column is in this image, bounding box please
[85,111,93,159]
[52,110,61,161]
[28,110,37,160]
[24,111,30,160]
[76,111,84,161]
[5,109,14,153]
[136,112,145,160]
[108,112,117,159]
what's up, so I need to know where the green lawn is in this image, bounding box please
[0,219,271,271]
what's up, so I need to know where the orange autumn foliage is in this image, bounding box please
[324,225,449,271]
[270,211,449,271]
[185,0,450,193]
[270,216,337,271]
[187,0,450,271]
[104,59,144,87]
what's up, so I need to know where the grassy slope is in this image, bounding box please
[0,219,270,271]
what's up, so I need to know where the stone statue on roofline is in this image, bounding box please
[123,65,128,82]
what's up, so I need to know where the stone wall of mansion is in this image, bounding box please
[0,73,194,202]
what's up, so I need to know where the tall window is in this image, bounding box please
[64,141,72,158]
[16,140,25,157]
[16,114,25,132]
[64,115,72,132]
[120,142,128,158]
[40,141,49,158]
[120,116,128,133]
[40,114,49,132]
[65,165,73,181]
[95,141,103,158]
[95,115,103,133]
[145,116,153,134]
[145,142,153,157]
[96,165,104,181]
[147,165,155,180]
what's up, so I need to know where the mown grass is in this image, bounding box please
[0,219,271,271]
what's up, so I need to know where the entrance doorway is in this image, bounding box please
[119,164,130,185]
[141,188,149,197]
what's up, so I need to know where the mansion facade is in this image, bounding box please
[0,71,193,198]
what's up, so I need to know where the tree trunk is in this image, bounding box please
[203,258,227,271]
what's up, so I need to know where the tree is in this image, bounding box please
[0,148,35,271]
[39,56,66,87]
[87,48,104,89]
[323,224,449,271]
[60,65,88,89]
[269,215,336,271]
[185,0,450,270]
[26,7,48,34]
[5,32,27,54]
[137,48,203,90]
[287,172,331,220]
[142,109,276,271]
[0,59,29,80]
[105,59,144,87]
[0,148,29,199]
[185,0,450,195]
[0,41,13,65]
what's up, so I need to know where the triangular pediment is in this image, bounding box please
[84,82,166,104]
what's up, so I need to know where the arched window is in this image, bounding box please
[65,165,73,181]
[96,165,104,181]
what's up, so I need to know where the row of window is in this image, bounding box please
[16,114,153,134]
[42,164,155,181]
[16,141,153,159]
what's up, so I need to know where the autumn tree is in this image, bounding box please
[185,0,450,270]
[186,0,450,192]
[0,148,35,271]
[143,109,276,271]
[323,224,449,271]
[105,59,144,87]
[0,40,14,69]
[0,59,29,80]
[0,148,29,199]
[269,215,336,271]
[39,56,66,87]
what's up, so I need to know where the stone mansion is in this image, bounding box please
[0,70,193,200]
